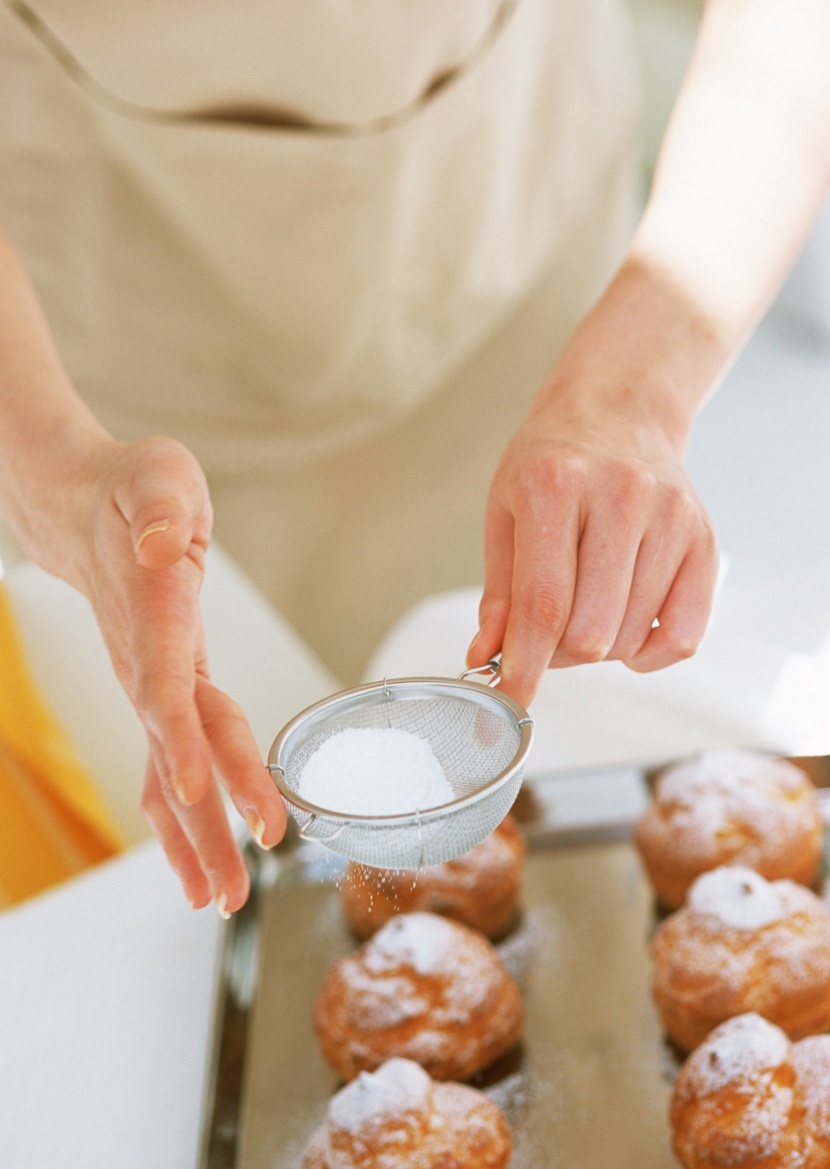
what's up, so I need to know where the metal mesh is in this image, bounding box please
[271,680,531,870]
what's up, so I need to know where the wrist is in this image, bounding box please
[530,252,731,456]
[4,412,120,589]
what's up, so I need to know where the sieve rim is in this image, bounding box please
[266,675,533,827]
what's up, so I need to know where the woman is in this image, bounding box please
[0,0,828,915]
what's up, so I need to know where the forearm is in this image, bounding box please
[535,0,830,454]
[0,228,115,582]
[633,0,830,366]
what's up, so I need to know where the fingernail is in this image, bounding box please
[172,776,193,807]
[215,894,232,920]
[466,630,481,662]
[246,812,269,851]
[135,518,171,551]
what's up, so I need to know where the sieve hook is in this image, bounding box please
[266,764,348,844]
[458,657,502,687]
[298,814,347,845]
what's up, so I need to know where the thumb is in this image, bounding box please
[112,438,213,570]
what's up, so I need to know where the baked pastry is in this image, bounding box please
[652,865,830,1053]
[670,1013,830,1168]
[339,815,525,942]
[302,1057,512,1168]
[634,749,824,910]
[791,1036,830,1165]
[314,911,523,1083]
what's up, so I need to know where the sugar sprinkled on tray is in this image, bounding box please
[297,727,454,816]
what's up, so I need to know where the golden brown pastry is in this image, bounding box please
[314,911,523,1083]
[339,815,525,942]
[302,1057,512,1168]
[670,1013,830,1169]
[634,749,824,910]
[791,1036,830,1166]
[652,865,830,1054]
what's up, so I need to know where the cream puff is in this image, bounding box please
[314,911,523,1083]
[671,1013,830,1168]
[339,815,525,942]
[635,749,823,910]
[652,865,830,1053]
[302,1057,512,1168]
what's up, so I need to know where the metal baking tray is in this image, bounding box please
[198,758,830,1169]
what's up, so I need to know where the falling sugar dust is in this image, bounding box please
[297,727,455,817]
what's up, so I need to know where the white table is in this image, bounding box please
[0,840,221,1169]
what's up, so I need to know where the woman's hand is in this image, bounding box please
[75,435,288,913]
[0,232,285,913]
[469,391,718,710]
[467,258,722,711]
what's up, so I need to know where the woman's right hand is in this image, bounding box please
[89,435,288,912]
[36,431,287,913]
[0,230,285,913]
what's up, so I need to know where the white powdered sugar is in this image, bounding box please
[297,727,454,816]
[792,1036,830,1125]
[364,913,457,977]
[327,1058,431,1133]
[686,1014,790,1095]
[653,750,816,858]
[658,749,800,803]
[689,866,789,930]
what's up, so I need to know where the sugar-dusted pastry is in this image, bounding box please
[791,1036,830,1165]
[634,749,824,910]
[302,1057,512,1168]
[652,866,830,1053]
[314,911,523,1083]
[670,1013,830,1169]
[339,815,525,942]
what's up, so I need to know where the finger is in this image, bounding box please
[624,536,718,672]
[547,503,641,668]
[605,488,711,663]
[150,743,251,914]
[174,783,250,914]
[604,530,687,662]
[140,757,212,909]
[112,438,213,569]
[195,677,288,849]
[498,489,580,709]
[467,499,514,669]
[133,582,215,804]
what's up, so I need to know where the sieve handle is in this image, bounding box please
[458,657,501,687]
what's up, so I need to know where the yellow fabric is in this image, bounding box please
[0,582,125,908]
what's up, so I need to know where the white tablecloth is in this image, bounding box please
[0,841,220,1169]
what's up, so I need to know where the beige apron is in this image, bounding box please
[0,0,641,682]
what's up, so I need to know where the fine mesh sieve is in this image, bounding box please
[267,662,533,870]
